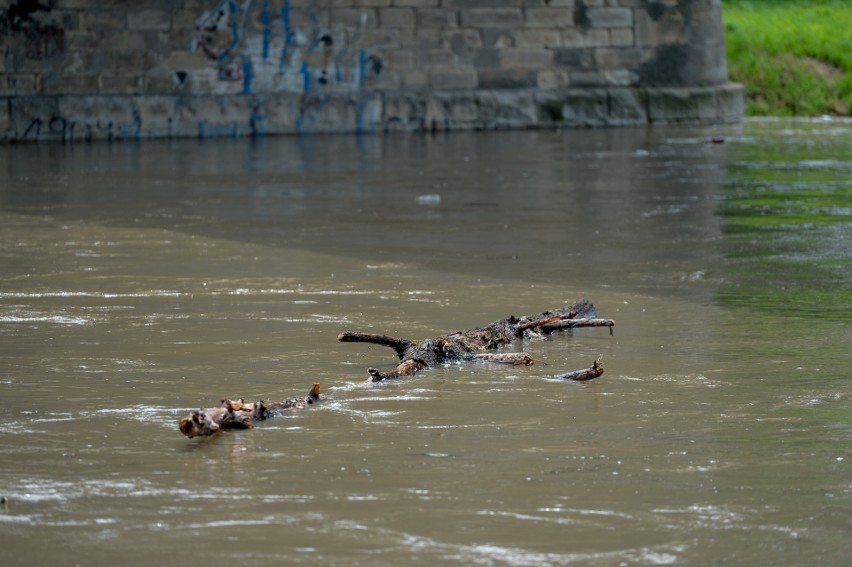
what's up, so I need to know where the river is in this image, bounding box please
[1,119,849,565]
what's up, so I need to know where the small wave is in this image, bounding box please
[0,290,184,299]
[0,315,89,325]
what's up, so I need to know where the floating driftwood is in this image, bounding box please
[554,356,605,381]
[338,299,613,382]
[178,300,614,438]
[178,383,320,438]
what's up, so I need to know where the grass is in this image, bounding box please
[722,0,852,116]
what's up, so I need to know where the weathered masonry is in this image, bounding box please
[0,0,742,142]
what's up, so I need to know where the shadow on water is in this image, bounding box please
[0,127,734,298]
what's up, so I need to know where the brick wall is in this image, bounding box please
[0,0,742,141]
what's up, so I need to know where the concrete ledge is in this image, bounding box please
[1,83,743,142]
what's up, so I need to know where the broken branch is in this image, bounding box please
[338,299,613,382]
[178,383,321,438]
[553,357,604,381]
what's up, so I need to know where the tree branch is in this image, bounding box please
[338,299,614,382]
[178,383,321,438]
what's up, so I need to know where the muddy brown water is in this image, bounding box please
[1,121,849,565]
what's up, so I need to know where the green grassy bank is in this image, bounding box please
[722,0,852,116]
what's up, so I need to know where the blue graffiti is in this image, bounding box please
[250,108,264,137]
[278,0,294,76]
[132,109,141,141]
[260,1,270,60]
[228,0,239,55]
[199,122,241,139]
[242,54,253,94]
[356,49,368,87]
[186,0,387,138]
[300,61,310,94]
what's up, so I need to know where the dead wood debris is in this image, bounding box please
[178,299,615,438]
[338,298,613,382]
[178,383,320,438]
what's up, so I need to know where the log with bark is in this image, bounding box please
[178,383,320,438]
[338,298,614,382]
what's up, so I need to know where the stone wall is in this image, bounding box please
[0,0,742,142]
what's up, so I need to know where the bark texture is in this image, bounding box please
[338,299,614,381]
[178,383,320,438]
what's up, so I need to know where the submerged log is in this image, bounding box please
[338,299,613,382]
[178,383,320,438]
[553,356,604,381]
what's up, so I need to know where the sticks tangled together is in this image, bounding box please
[338,298,613,381]
[178,299,614,438]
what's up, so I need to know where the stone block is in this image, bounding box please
[354,0,393,6]
[62,30,100,50]
[473,48,501,70]
[553,47,593,68]
[525,8,575,28]
[365,69,401,90]
[461,9,523,28]
[646,86,717,124]
[537,69,569,89]
[332,9,379,28]
[514,28,562,48]
[380,8,416,27]
[428,68,478,90]
[400,69,429,89]
[594,47,641,69]
[562,28,609,47]
[479,90,539,128]
[569,70,606,87]
[477,69,537,89]
[47,9,80,31]
[606,87,646,125]
[98,74,145,95]
[610,28,634,46]
[445,0,518,8]
[128,10,171,31]
[109,31,148,51]
[445,29,484,51]
[79,10,126,32]
[482,28,515,48]
[382,94,425,130]
[133,95,178,139]
[418,49,456,67]
[535,89,603,126]
[0,98,10,140]
[601,69,638,86]
[41,73,100,96]
[60,96,139,141]
[362,28,402,48]
[716,82,745,123]
[172,9,199,31]
[587,7,632,28]
[500,48,553,68]
[0,74,39,96]
[385,49,416,68]
[394,0,440,6]
[402,29,443,49]
[547,0,576,7]
[417,9,459,28]
[634,6,684,47]
[561,89,609,127]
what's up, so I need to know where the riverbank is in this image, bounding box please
[722,0,852,116]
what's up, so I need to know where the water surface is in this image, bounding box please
[1,120,849,565]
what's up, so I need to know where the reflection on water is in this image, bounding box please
[721,120,852,320]
[0,120,850,566]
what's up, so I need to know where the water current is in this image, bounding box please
[1,120,849,565]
